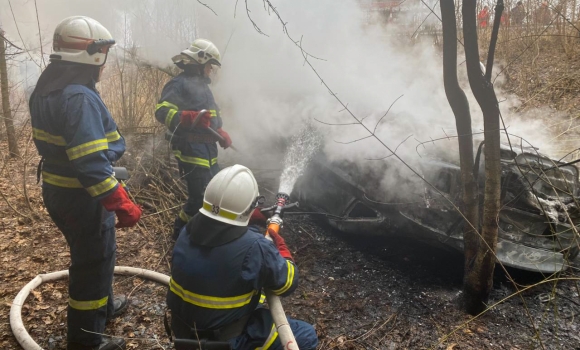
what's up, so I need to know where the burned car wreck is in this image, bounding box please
[293,143,580,273]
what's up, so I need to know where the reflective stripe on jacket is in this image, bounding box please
[30,83,124,199]
[155,73,222,167]
[167,226,298,331]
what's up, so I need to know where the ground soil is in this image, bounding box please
[1,138,579,350]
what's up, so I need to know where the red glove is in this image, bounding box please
[267,228,293,261]
[249,208,267,226]
[217,128,232,149]
[180,110,211,129]
[100,185,142,228]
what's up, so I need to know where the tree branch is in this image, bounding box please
[0,32,23,51]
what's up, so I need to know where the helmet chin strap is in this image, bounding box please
[99,51,110,67]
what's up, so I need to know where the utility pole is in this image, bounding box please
[0,28,20,158]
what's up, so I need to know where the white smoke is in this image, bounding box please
[1,0,567,197]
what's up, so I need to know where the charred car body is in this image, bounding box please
[293,143,580,273]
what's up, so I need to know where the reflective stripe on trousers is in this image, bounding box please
[42,185,117,347]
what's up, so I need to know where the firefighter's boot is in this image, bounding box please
[107,295,128,320]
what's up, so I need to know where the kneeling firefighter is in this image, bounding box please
[29,16,142,350]
[155,39,232,239]
[167,165,318,350]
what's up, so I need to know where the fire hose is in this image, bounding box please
[10,265,298,350]
[10,267,170,350]
[261,192,300,350]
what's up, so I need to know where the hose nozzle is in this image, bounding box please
[275,192,290,207]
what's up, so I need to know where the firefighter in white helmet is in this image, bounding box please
[30,16,141,350]
[155,39,233,240]
[167,165,318,349]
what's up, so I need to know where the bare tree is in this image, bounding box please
[0,29,20,158]
[462,0,504,315]
[439,0,481,314]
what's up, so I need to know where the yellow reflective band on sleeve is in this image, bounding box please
[169,277,256,309]
[166,109,178,128]
[272,260,295,295]
[69,295,108,311]
[179,210,192,223]
[156,101,180,128]
[156,101,179,111]
[211,158,218,166]
[66,139,108,160]
[202,201,238,221]
[255,324,278,350]
[106,130,121,142]
[42,171,83,188]
[32,128,66,146]
[86,177,118,197]
[259,294,266,304]
[172,150,211,167]
[209,109,217,117]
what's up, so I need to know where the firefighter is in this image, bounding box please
[510,1,526,25]
[29,16,142,350]
[535,1,552,25]
[167,165,318,350]
[477,5,491,28]
[155,39,232,240]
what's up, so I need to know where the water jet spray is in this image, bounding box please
[256,126,321,350]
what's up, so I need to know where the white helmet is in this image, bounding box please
[200,165,259,226]
[174,38,221,67]
[51,16,115,66]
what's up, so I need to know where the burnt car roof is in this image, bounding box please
[293,148,579,274]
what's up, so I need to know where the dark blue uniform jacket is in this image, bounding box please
[167,222,298,331]
[30,81,124,199]
[155,73,223,168]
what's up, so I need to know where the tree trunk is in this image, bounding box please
[0,30,20,158]
[462,0,503,315]
[440,0,480,314]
